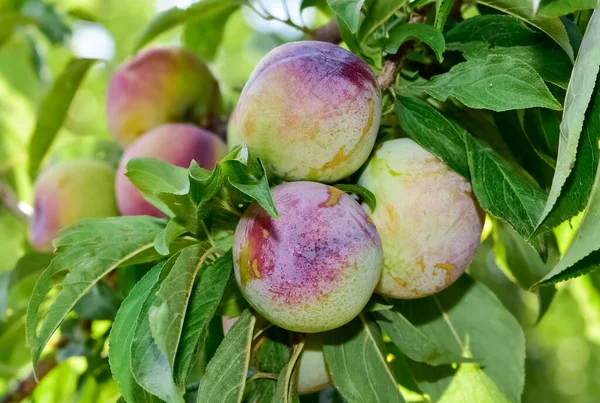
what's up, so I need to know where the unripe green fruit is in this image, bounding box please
[115,123,226,217]
[233,181,383,333]
[106,47,221,146]
[29,159,118,251]
[358,138,484,298]
[236,41,382,182]
[222,317,332,394]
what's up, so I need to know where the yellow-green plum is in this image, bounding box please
[106,47,221,146]
[227,107,242,151]
[222,317,332,394]
[116,123,226,217]
[29,160,118,251]
[233,182,383,333]
[236,41,382,182]
[358,138,484,298]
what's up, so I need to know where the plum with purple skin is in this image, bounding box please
[358,138,484,298]
[115,123,226,217]
[236,41,382,182]
[233,181,383,333]
[106,47,221,146]
[30,160,118,251]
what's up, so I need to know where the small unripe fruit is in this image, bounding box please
[297,334,332,395]
[233,182,383,333]
[222,317,332,394]
[106,47,221,146]
[358,138,484,298]
[116,123,226,217]
[30,160,118,251]
[237,41,382,182]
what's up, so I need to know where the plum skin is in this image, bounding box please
[233,181,383,333]
[29,159,119,251]
[106,47,221,146]
[115,123,226,217]
[236,41,382,183]
[358,138,484,298]
[222,317,332,394]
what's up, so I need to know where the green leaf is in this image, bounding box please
[148,243,215,375]
[323,314,405,403]
[125,157,191,217]
[384,23,445,62]
[130,254,183,403]
[492,219,557,321]
[273,339,304,403]
[174,251,233,386]
[475,0,574,60]
[27,58,98,178]
[536,152,600,285]
[218,279,250,317]
[109,263,162,403]
[357,1,406,42]
[326,0,365,33]
[536,10,600,232]
[375,309,469,366]
[21,0,71,44]
[196,309,256,403]
[399,275,525,402]
[134,0,243,53]
[536,0,597,18]
[415,55,561,111]
[154,219,187,256]
[446,16,572,89]
[435,0,454,31]
[0,252,52,320]
[182,2,240,61]
[466,134,547,243]
[523,108,560,166]
[26,216,164,376]
[333,184,376,212]
[224,157,278,219]
[0,14,38,47]
[395,96,469,179]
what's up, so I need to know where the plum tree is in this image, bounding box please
[115,123,226,217]
[106,47,221,146]
[358,138,484,298]
[236,41,382,183]
[29,159,118,251]
[233,181,382,333]
[221,317,332,394]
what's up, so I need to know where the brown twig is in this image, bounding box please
[309,19,341,44]
[0,180,31,222]
[0,357,57,403]
[376,42,412,91]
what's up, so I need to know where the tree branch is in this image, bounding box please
[0,180,31,222]
[310,19,341,44]
[376,42,412,91]
[0,357,57,403]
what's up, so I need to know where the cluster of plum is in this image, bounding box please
[29,47,226,250]
[29,41,484,395]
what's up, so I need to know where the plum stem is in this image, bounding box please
[377,43,411,91]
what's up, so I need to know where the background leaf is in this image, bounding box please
[195,309,255,403]
[109,263,162,403]
[416,55,562,111]
[384,23,445,61]
[323,315,405,403]
[27,58,97,178]
[326,0,365,33]
[26,216,164,375]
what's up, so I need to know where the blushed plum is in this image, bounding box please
[106,47,221,146]
[358,139,484,298]
[29,160,118,251]
[222,317,332,394]
[233,182,382,333]
[236,41,382,182]
[115,123,226,217]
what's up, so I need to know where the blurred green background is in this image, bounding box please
[0,0,599,402]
